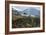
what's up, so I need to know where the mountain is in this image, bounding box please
[12,8,23,16]
[23,7,40,16]
[12,7,40,17]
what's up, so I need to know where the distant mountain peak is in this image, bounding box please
[12,7,40,17]
[23,7,40,16]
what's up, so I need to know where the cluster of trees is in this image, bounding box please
[12,16,40,28]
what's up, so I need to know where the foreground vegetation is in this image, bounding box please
[12,16,40,28]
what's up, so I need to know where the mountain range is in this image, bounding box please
[12,7,40,17]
